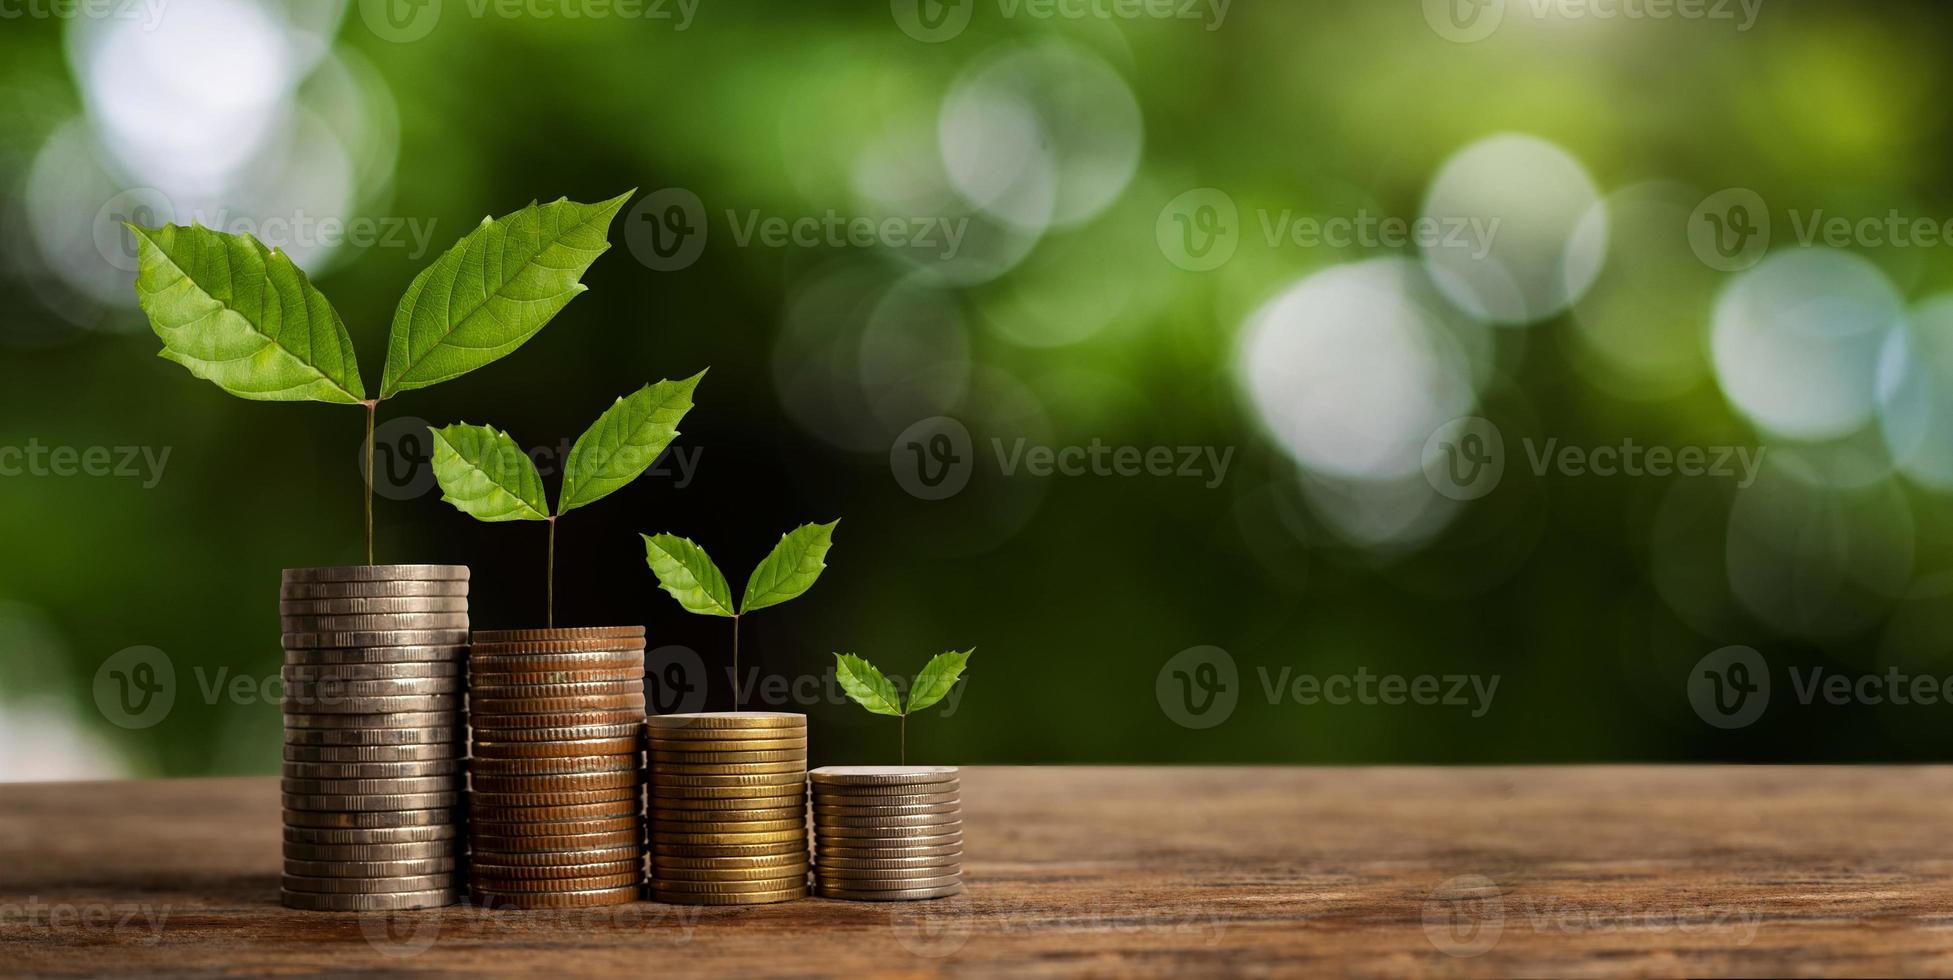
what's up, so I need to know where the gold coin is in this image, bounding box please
[470,755,638,777]
[650,761,805,776]
[651,828,806,846]
[642,737,807,752]
[650,784,804,801]
[650,817,804,834]
[469,873,641,894]
[282,565,468,584]
[470,680,642,699]
[281,807,459,829]
[650,840,806,858]
[470,651,645,670]
[469,860,643,881]
[472,627,644,643]
[651,791,803,809]
[280,580,468,600]
[646,885,804,905]
[469,771,640,794]
[644,712,804,732]
[651,852,809,871]
[649,748,806,764]
[468,787,640,808]
[472,695,646,716]
[472,737,640,759]
[470,667,643,686]
[283,629,469,650]
[649,876,807,894]
[468,819,643,840]
[649,772,804,789]
[470,723,641,742]
[280,596,469,615]
[468,710,644,730]
[282,760,463,780]
[471,830,643,852]
[467,800,642,824]
[280,872,459,894]
[280,888,459,911]
[474,886,638,909]
[652,806,803,824]
[652,864,809,883]
[814,882,964,901]
[470,639,648,655]
[468,846,641,868]
[283,857,458,878]
[809,765,957,787]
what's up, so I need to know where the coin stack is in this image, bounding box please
[810,766,963,901]
[645,712,809,905]
[279,564,471,912]
[467,626,648,909]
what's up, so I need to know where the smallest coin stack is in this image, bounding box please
[810,766,963,901]
[467,626,648,910]
[646,712,809,905]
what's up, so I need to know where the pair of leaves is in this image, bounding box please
[642,522,838,618]
[427,371,703,521]
[834,650,972,717]
[128,191,633,404]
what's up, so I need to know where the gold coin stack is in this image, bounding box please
[279,564,471,912]
[645,712,809,905]
[466,626,649,909]
[810,766,963,901]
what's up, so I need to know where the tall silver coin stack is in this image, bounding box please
[467,626,648,910]
[645,712,810,905]
[279,564,470,912]
[810,766,963,901]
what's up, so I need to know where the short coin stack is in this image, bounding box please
[467,626,647,909]
[279,564,471,912]
[646,712,809,905]
[810,766,963,901]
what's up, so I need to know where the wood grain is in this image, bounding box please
[3,767,1952,977]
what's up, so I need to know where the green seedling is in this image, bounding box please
[429,373,703,625]
[642,521,839,710]
[834,650,972,764]
[126,191,635,564]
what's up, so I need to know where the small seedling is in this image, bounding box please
[429,372,703,625]
[126,191,634,564]
[834,650,972,764]
[642,521,839,710]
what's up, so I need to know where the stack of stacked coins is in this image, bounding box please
[645,712,809,905]
[279,565,471,912]
[809,766,963,901]
[467,626,648,909]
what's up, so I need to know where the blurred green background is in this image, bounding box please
[4,0,1953,777]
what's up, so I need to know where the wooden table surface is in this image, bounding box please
[3,766,1952,977]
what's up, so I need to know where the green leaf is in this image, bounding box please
[558,371,704,514]
[642,533,736,617]
[427,423,548,522]
[379,191,633,397]
[834,654,904,717]
[740,520,839,614]
[129,224,365,404]
[905,649,971,714]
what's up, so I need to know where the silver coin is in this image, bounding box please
[810,792,960,809]
[280,580,469,600]
[279,872,461,894]
[281,645,468,666]
[283,629,470,650]
[814,869,962,887]
[281,565,469,584]
[813,852,962,870]
[283,726,463,746]
[813,841,964,859]
[283,857,458,878]
[808,780,959,799]
[284,677,463,700]
[284,840,458,862]
[468,724,642,742]
[281,791,462,812]
[281,807,461,829]
[281,776,465,796]
[815,830,963,847]
[282,759,462,779]
[280,613,471,633]
[282,663,461,682]
[809,766,958,786]
[813,881,964,902]
[280,888,459,911]
[813,813,961,830]
[283,711,462,729]
[284,824,459,845]
[812,802,962,818]
[279,597,469,615]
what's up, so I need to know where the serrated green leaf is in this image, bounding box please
[905,649,971,714]
[129,224,365,404]
[740,520,838,614]
[558,371,704,514]
[427,423,548,522]
[642,533,736,617]
[835,653,904,717]
[379,191,633,397]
